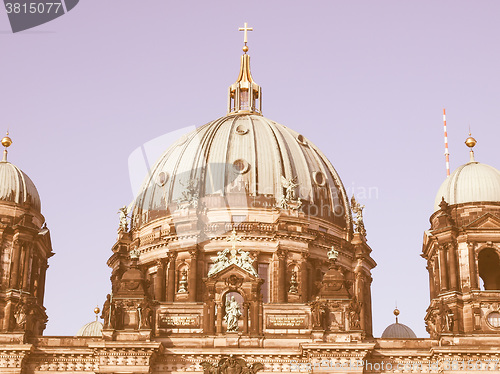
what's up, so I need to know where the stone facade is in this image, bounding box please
[0,39,499,374]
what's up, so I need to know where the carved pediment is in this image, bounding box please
[465,213,500,229]
[209,263,259,282]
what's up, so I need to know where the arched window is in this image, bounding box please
[478,248,500,290]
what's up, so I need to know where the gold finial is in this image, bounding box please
[1,132,12,162]
[1,131,12,148]
[94,306,101,321]
[465,132,477,162]
[465,132,477,148]
[394,308,400,323]
[238,22,253,53]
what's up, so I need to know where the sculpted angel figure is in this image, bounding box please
[350,196,366,236]
[117,206,129,232]
[207,249,229,277]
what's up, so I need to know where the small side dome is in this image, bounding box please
[76,307,103,337]
[381,322,417,338]
[75,320,103,337]
[381,308,417,339]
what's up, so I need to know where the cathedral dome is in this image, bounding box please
[75,320,103,337]
[381,309,417,338]
[76,308,103,337]
[131,113,350,229]
[0,135,41,212]
[381,322,417,339]
[434,143,500,211]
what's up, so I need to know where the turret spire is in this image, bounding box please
[228,23,262,115]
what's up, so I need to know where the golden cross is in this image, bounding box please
[226,228,242,251]
[238,22,253,44]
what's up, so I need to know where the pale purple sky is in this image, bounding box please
[2,1,500,337]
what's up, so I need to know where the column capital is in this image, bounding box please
[276,249,288,260]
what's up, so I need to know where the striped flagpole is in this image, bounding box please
[443,108,450,176]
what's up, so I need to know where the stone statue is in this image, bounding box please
[14,301,27,330]
[178,269,188,293]
[208,246,258,278]
[208,249,230,277]
[224,296,241,332]
[101,294,111,328]
[237,249,257,276]
[289,271,298,293]
[138,301,153,329]
[310,297,327,329]
[444,308,454,333]
[348,297,361,330]
[276,176,302,210]
[350,195,366,236]
[176,178,200,210]
[117,206,129,232]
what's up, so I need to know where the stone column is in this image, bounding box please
[448,244,459,291]
[427,263,435,300]
[468,242,478,290]
[3,300,12,330]
[277,249,287,303]
[300,252,309,303]
[251,251,259,273]
[250,300,260,335]
[154,260,165,301]
[22,244,32,291]
[439,245,449,292]
[355,272,366,332]
[188,249,198,302]
[37,263,48,305]
[166,252,177,302]
[216,301,223,334]
[243,302,249,334]
[204,300,216,335]
[10,239,21,289]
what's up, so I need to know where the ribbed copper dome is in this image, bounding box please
[434,161,500,211]
[0,160,41,212]
[75,320,103,337]
[381,322,417,338]
[131,114,351,230]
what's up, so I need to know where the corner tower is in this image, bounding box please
[423,134,500,338]
[0,133,53,337]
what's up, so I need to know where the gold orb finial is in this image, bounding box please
[94,306,100,315]
[1,132,12,148]
[393,308,400,317]
[465,132,477,149]
[242,45,249,53]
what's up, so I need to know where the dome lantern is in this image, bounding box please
[227,23,262,115]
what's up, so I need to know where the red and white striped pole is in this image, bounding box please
[443,108,450,176]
